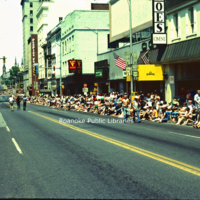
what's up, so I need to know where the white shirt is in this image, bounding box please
[9,97,14,102]
[188,104,195,113]
[194,94,200,104]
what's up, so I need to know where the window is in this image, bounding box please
[59,17,63,22]
[30,26,33,31]
[173,13,178,38]
[30,18,33,24]
[30,2,33,7]
[72,35,74,51]
[69,37,71,53]
[30,10,33,15]
[62,42,64,55]
[188,7,194,34]
[67,39,69,53]
[65,40,67,53]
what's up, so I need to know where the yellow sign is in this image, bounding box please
[94,83,97,86]
[126,72,131,82]
[94,88,97,92]
[62,85,65,89]
[138,65,164,81]
[131,92,138,103]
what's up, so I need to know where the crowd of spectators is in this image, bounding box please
[1,89,200,128]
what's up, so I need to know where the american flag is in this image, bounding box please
[113,52,127,70]
[141,50,150,64]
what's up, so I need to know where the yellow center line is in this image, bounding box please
[28,111,200,177]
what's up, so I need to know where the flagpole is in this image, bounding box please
[129,0,134,98]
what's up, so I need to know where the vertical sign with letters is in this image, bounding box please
[31,34,38,96]
[152,0,167,44]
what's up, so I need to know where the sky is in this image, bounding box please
[0,0,23,75]
[0,0,108,76]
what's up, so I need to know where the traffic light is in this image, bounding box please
[53,66,55,71]
[3,56,5,63]
[33,65,36,74]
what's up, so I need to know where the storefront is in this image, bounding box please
[175,62,200,96]
[94,59,109,94]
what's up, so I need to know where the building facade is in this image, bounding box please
[37,0,92,86]
[21,0,42,95]
[61,10,109,95]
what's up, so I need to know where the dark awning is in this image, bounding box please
[138,37,200,65]
[160,37,200,63]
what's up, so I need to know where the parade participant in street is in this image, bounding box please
[133,96,141,123]
[16,95,20,110]
[22,95,27,111]
[122,93,129,123]
[9,95,14,111]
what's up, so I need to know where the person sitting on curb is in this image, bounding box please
[159,108,170,123]
[176,107,190,125]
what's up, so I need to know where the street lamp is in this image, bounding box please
[85,26,98,55]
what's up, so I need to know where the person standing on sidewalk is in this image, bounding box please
[122,93,129,123]
[9,95,14,111]
[194,90,200,111]
[133,96,141,123]
[16,95,20,110]
[22,95,27,111]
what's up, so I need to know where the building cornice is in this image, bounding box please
[36,5,49,18]
[166,0,199,14]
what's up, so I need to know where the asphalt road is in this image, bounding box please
[0,102,200,199]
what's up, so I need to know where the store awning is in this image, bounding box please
[138,37,200,65]
[160,37,200,63]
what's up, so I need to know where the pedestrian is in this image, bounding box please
[133,96,141,123]
[9,95,14,111]
[16,95,20,110]
[23,95,27,111]
[122,93,130,123]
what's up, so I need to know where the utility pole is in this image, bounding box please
[60,40,62,96]
[129,0,134,94]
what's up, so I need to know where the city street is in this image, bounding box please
[0,102,200,199]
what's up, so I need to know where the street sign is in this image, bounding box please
[132,64,138,72]
[95,69,103,78]
[123,70,126,78]
[169,76,174,84]
[133,71,138,77]
[132,53,138,65]
[133,76,138,80]
[126,66,131,82]
[34,63,39,74]
[125,52,130,65]
[82,88,88,92]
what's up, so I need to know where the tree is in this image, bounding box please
[9,66,23,84]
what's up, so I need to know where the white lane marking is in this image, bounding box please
[6,126,10,132]
[12,138,23,155]
[169,132,200,139]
